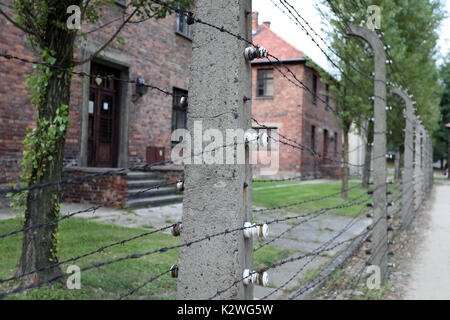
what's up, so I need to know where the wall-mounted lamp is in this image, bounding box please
[136,76,148,96]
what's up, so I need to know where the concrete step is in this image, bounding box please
[127,171,158,180]
[128,187,177,199]
[126,194,183,209]
[128,179,165,189]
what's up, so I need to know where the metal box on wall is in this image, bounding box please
[146,146,165,164]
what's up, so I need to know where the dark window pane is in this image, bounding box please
[257,69,274,97]
[312,74,317,105]
[99,95,113,143]
[172,88,188,143]
[177,10,189,36]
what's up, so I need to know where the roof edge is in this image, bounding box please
[251,58,307,64]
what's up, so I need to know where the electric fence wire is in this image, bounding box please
[261,201,371,299]
[0,196,372,299]
[0,135,260,239]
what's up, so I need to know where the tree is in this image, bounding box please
[433,56,450,167]
[318,0,444,194]
[0,0,193,285]
[315,0,374,198]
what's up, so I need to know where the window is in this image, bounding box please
[325,84,329,110]
[176,5,190,37]
[334,132,338,157]
[172,88,188,145]
[312,74,318,105]
[257,69,274,98]
[311,125,316,151]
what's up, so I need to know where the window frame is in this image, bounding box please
[176,5,191,39]
[334,132,338,157]
[256,68,274,98]
[171,87,189,146]
[311,125,316,151]
[312,74,318,105]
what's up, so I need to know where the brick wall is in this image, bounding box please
[251,15,342,179]
[252,62,304,174]
[62,169,128,207]
[0,1,192,182]
[251,61,343,179]
[0,3,36,184]
[301,66,343,179]
[150,165,184,183]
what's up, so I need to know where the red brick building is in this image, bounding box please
[0,1,190,207]
[0,5,343,208]
[251,13,343,180]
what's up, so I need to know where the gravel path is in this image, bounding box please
[404,182,450,299]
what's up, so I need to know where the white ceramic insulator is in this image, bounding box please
[257,46,268,59]
[258,271,269,287]
[244,47,257,61]
[243,269,257,285]
[260,132,269,147]
[244,222,269,239]
[259,224,269,239]
[177,181,184,191]
[243,222,256,239]
[245,132,258,143]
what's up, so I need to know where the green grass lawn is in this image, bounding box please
[0,218,290,300]
[253,181,401,217]
[253,180,302,188]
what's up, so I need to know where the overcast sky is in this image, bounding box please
[253,0,450,73]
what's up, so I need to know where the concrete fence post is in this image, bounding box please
[429,135,434,191]
[414,118,423,212]
[345,25,388,282]
[424,133,430,195]
[390,87,414,229]
[420,125,425,203]
[177,0,253,300]
[428,134,434,193]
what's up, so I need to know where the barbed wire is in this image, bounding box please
[260,201,370,299]
[255,190,371,253]
[273,0,372,80]
[288,213,386,299]
[118,268,173,300]
[209,229,367,300]
[0,135,260,239]
[0,194,371,299]
[0,222,178,284]
[275,0,385,105]
[252,183,361,214]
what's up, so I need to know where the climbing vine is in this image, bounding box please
[9,50,70,217]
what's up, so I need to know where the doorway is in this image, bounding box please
[88,63,121,168]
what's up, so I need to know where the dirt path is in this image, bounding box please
[403,182,450,299]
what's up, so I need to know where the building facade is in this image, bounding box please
[251,13,343,180]
[0,1,191,206]
[0,6,345,208]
